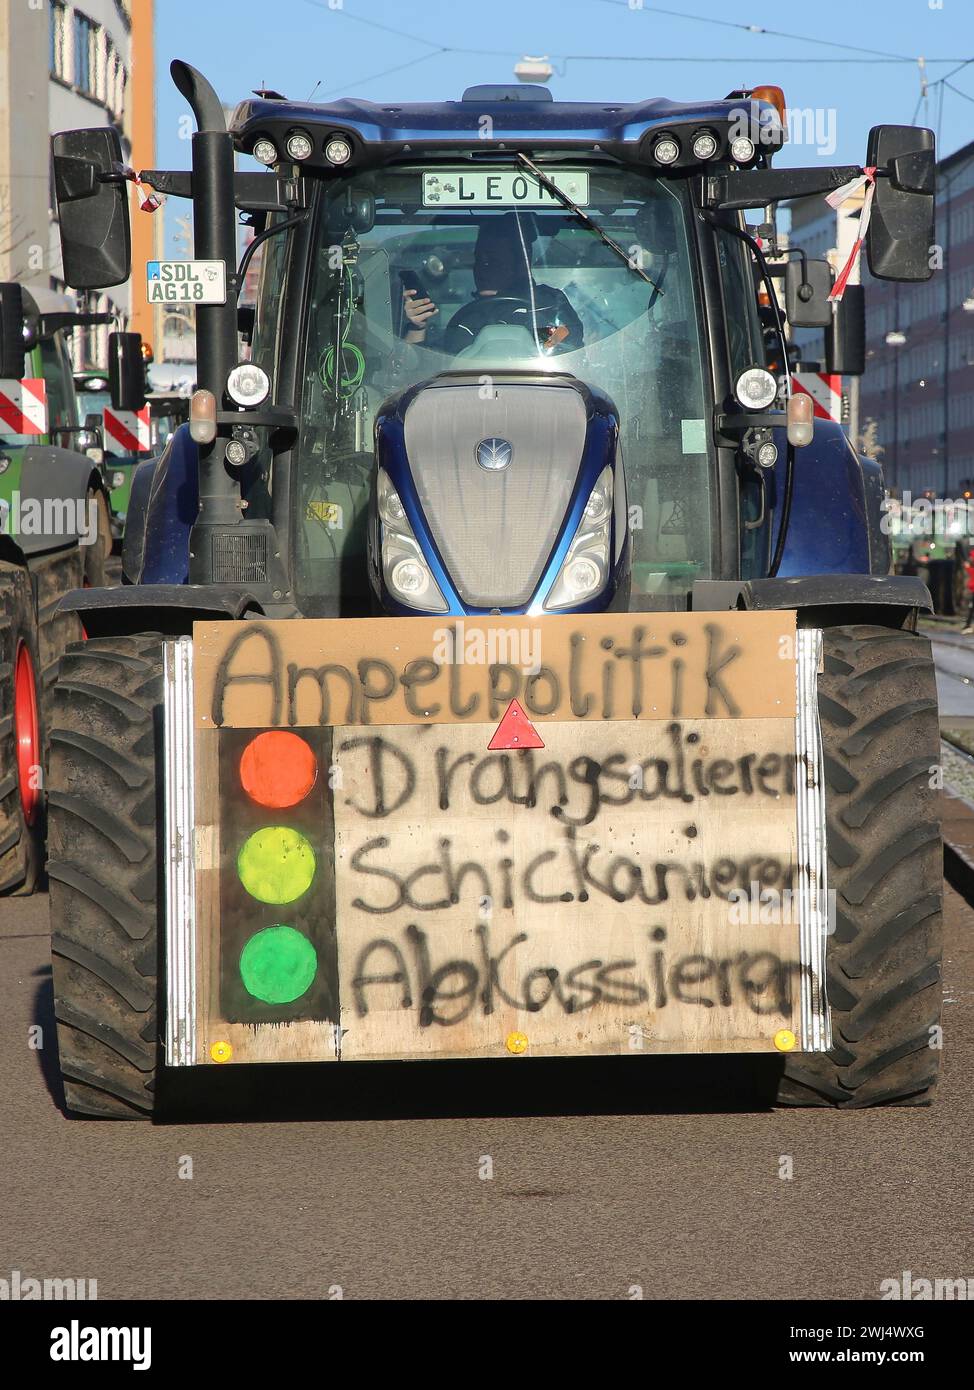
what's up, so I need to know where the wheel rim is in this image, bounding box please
[14,641,40,826]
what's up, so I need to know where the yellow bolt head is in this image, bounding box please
[210,1040,233,1064]
[506,1031,528,1055]
[774,1028,797,1053]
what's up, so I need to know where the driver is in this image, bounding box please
[403,213,583,355]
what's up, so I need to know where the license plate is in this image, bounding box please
[146,260,227,305]
[422,169,589,208]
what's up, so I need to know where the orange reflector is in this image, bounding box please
[488,699,545,751]
[240,730,318,808]
[751,84,786,124]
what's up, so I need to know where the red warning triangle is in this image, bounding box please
[487,698,545,751]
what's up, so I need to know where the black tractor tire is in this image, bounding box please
[47,634,164,1118]
[83,487,113,589]
[777,624,944,1107]
[0,562,45,893]
[27,545,85,756]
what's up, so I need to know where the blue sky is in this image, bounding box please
[154,0,973,251]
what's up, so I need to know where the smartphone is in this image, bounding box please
[399,268,430,303]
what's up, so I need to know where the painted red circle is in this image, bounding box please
[239,730,318,808]
[14,640,40,826]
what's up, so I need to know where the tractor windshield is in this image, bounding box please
[293,160,712,613]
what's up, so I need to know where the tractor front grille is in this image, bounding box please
[211,530,269,585]
[403,381,586,608]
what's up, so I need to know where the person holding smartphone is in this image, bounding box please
[401,214,583,355]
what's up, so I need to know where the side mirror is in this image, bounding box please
[52,127,131,289]
[826,283,866,376]
[0,282,26,379]
[323,186,375,241]
[785,257,833,328]
[866,125,935,282]
[109,331,146,411]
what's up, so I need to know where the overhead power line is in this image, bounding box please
[298,0,973,110]
[594,0,915,63]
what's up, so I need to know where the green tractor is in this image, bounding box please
[74,356,189,541]
[0,283,114,890]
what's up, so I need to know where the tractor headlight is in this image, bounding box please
[226,363,270,407]
[377,469,447,612]
[285,130,313,161]
[735,366,778,410]
[253,138,278,166]
[377,471,406,527]
[583,471,612,524]
[652,135,680,166]
[544,466,613,610]
[391,558,429,597]
[691,129,720,161]
[324,136,352,166]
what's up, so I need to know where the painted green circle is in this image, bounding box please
[240,925,318,1004]
[237,826,316,904]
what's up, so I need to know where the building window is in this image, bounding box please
[50,1,69,81]
[94,27,108,103]
[74,11,95,94]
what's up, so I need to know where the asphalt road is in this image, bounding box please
[928,625,974,718]
[1,883,972,1301]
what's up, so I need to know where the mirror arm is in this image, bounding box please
[716,410,786,444]
[97,166,135,186]
[704,164,869,210]
[137,169,293,212]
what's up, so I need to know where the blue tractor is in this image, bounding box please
[44,65,942,1116]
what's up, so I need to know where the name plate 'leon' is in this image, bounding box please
[169,612,830,1066]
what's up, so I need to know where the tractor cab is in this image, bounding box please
[293,159,703,615]
[49,69,935,623]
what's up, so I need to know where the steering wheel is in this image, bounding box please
[451,294,531,323]
[451,295,570,351]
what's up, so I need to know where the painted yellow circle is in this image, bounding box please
[506,1031,528,1055]
[237,825,316,904]
[774,1029,797,1052]
[210,1040,233,1064]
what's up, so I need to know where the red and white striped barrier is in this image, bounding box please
[792,372,843,423]
[0,378,48,435]
[103,405,151,454]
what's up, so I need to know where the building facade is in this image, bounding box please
[788,141,974,497]
[0,0,156,370]
[860,142,974,497]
